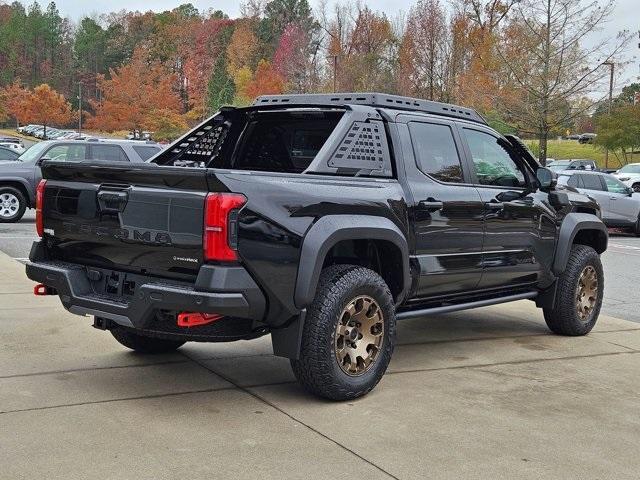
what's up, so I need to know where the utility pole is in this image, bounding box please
[602,61,614,169]
[328,55,338,93]
[78,81,83,137]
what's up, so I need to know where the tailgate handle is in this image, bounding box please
[97,190,129,213]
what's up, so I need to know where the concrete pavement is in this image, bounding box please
[1,251,640,479]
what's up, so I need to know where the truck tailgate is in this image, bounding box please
[40,161,213,280]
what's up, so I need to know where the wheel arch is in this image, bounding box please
[0,178,33,207]
[552,212,608,275]
[294,215,411,309]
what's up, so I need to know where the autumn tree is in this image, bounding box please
[399,0,450,101]
[22,84,73,137]
[183,17,234,116]
[226,20,258,77]
[273,23,315,93]
[321,5,397,92]
[89,49,181,136]
[0,81,31,127]
[496,0,631,163]
[243,59,284,99]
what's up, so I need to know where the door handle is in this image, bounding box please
[609,197,618,200]
[418,199,443,211]
[485,201,504,210]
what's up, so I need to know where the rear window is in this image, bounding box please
[133,146,161,161]
[153,109,344,174]
[579,174,604,191]
[231,111,343,173]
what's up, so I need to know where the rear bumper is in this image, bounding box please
[26,246,266,330]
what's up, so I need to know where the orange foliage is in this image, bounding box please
[21,84,73,134]
[242,60,284,99]
[226,20,258,76]
[1,81,32,125]
[88,49,181,133]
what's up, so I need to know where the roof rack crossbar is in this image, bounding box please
[252,92,487,125]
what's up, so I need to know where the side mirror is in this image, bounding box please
[536,167,557,191]
[627,187,634,197]
[496,190,523,202]
[35,157,50,167]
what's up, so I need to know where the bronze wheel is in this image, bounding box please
[334,295,384,376]
[575,266,598,321]
[291,265,396,400]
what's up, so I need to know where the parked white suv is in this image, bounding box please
[557,170,640,235]
[613,163,640,193]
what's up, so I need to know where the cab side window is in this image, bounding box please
[89,145,129,162]
[463,129,526,188]
[409,122,464,183]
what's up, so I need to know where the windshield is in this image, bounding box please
[548,162,569,171]
[17,142,50,163]
[618,164,640,174]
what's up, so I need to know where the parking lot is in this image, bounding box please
[0,212,639,479]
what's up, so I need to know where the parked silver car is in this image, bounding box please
[0,138,162,222]
[557,170,640,235]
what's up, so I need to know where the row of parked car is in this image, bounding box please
[547,158,640,192]
[17,124,87,141]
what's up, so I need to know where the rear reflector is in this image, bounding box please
[203,193,246,262]
[177,312,224,327]
[33,284,55,296]
[35,179,46,236]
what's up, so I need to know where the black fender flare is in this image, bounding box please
[552,212,608,275]
[0,177,34,206]
[294,215,411,309]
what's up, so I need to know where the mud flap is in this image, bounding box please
[271,309,306,360]
[535,281,558,309]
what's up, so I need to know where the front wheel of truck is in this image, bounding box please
[110,325,186,354]
[291,265,396,401]
[543,245,604,336]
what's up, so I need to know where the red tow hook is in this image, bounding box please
[177,312,224,327]
[33,284,56,296]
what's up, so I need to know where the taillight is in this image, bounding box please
[35,179,47,236]
[203,193,246,262]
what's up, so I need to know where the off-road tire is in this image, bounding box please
[291,265,396,401]
[110,326,186,353]
[0,186,27,223]
[632,183,640,193]
[543,245,604,336]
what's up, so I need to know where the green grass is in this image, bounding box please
[523,139,633,168]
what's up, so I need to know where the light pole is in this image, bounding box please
[602,61,614,169]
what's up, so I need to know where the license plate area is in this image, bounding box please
[85,268,137,299]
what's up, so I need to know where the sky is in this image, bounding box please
[51,0,639,95]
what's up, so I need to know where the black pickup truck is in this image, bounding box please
[26,93,608,400]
